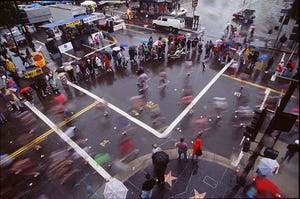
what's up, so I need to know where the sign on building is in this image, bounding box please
[58,42,73,53]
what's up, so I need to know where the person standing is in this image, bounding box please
[264,56,274,74]
[152,144,169,187]
[175,138,188,160]
[141,173,156,199]
[191,137,203,162]
[281,140,299,163]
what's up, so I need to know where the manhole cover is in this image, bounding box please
[203,176,218,189]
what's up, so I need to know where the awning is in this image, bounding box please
[40,14,92,28]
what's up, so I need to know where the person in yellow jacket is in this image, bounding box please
[5,59,16,72]
[256,61,264,71]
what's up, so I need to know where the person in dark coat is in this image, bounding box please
[151,144,169,187]
[281,140,299,163]
[141,173,156,199]
[264,56,274,73]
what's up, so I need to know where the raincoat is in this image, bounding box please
[192,138,203,155]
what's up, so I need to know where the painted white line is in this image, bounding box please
[231,150,244,167]
[67,81,163,138]
[161,60,235,137]
[84,43,117,58]
[260,88,271,111]
[62,52,81,60]
[24,101,112,181]
[81,43,99,51]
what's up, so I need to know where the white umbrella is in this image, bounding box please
[81,0,97,7]
[257,158,279,177]
[113,47,121,51]
[104,178,128,199]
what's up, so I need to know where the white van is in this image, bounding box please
[152,16,185,32]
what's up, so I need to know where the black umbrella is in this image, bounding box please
[129,46,137,51]
[152,151,169,167]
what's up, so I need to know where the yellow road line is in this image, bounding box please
[222,74,297,99]
[2,101,99,164]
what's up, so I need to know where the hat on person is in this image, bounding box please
[152,144,158,148]
[295,140,299,145]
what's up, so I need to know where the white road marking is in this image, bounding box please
[161,60,235,137]
[260,88,271,111]
[24,101,112,181]
[63,52,81,60]
[81,43,99,51]
[67,81,164,138]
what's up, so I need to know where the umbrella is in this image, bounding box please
[215,39,223,44]
[257,158,279,177]
[230,47,237,51]
[57,72,66,78]
[153,40,162,46]
[112,47,121,51]
[104,177,128,199]
[177,35,185,40]
[141,39,148,44]
[257,55,268,62]
[254,177,281,198]
[64,65,73,71]
[20,86,32,94]
[94,153,110,165]
[168,33,174,37]
[54,93,67,104]
[129,46,137,50]
[120,43,128,48]
[189,33,200,39]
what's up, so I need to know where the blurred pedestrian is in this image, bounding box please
[159,69,167,87]
[175,138,188,160]
[202,61,206,71]
[152,144,169,187]
[191,137,203,162]
[281,140,299,163]
[141,173,156,199]
[213,97,228,119]
[264,56,274,74]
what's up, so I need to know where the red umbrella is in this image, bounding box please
[54,93,67,104]
[177,35,185,40]
[20,86,32,94]
[254,177,282,198]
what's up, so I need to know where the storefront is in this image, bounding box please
[139,0,178,16]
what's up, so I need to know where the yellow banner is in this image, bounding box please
[24,68,43,79]
[66,20,81,27]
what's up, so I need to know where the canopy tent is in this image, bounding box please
[40,14,92,28]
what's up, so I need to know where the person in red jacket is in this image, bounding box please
[191,137,203,162]
[103,54,112,72]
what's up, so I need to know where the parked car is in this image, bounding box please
[171,8,188,16]
[106,16,124,25]
[152,16,185,33]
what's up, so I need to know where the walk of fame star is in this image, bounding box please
[164,171,178,187]
[189,189,206,199]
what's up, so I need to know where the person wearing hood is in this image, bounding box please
[191,137,203,162]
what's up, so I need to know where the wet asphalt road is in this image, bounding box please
[1,1,298,198]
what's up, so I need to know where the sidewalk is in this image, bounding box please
[94,137,299,198]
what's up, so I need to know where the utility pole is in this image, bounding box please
[226,70,300,198]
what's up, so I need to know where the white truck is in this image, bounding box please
[152,16,185,33]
